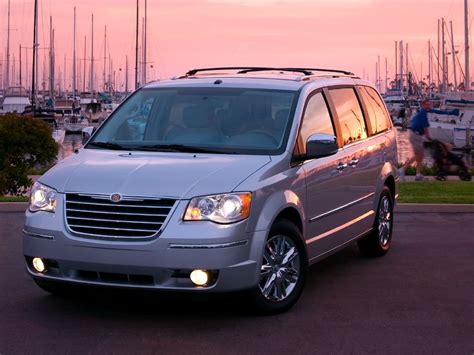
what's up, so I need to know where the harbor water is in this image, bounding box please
[59,129,469,167]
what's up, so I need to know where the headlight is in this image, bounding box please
[29,182,57,213]
[184,192,252,224]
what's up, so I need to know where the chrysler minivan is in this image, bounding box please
[24,67,398,313]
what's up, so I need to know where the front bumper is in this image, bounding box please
[23,198,267,292]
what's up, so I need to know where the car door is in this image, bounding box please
[324,86,379,245]
[297,90,355,261]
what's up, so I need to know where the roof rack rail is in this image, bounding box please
[283,67,354,76]
[184,66,354,77]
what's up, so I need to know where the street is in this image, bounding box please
[0,211,472,354]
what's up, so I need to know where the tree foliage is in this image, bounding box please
[0,113,58,195]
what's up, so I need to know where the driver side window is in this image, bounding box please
[298,92,336,152]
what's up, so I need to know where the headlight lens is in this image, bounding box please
[29,182,57,213]
[184,192,252,224]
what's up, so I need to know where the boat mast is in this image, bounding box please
[394,41,397,90]
[125,55,129,93]
[49,16,55,103]
[83,36,86,92]
[437,19,440,90]
[465,0,470,90]
[6,0,11,90]
[31,0,38,109]
[450,21,458,90]
[399,41,404,92]
[441,18,447,93]
[73,6,77,99]
[19,45,22,87]
[90,14,94,93]
[103,25,107,91]
[428,40,431,91]
[135,0,139,89]
[142,0,147,85]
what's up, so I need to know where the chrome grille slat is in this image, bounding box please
[68,224,157,232]
[66,208,168,217]
[67,200,173,209]
[65,193,176,240]
[67,216,163,225]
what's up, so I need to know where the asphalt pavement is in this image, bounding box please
[0,210,472,354]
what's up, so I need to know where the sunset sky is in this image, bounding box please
[1,0,471,92]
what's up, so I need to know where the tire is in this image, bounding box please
[249,219,307,314]
[358,186,394,257]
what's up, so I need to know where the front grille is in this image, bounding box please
[65,193,176,240]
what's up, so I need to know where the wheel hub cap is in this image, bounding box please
[378,196,392,246]
[259,235,300,302]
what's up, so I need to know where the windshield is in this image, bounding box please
[88,87,297,154]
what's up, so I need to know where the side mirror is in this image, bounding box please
[305,133,338,159]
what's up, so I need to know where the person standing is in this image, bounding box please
[398,99,457,181]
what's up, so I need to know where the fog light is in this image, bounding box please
[190,269,209,286]
[32,257,46,273]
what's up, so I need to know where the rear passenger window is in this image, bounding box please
[328,88,367,145]
[359,86,392,134]
[299,92,335,146]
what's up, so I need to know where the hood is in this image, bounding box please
[40,149,271,199]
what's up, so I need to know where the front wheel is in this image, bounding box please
[358,186,394,257]
[249,219,307,314]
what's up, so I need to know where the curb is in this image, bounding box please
[1,202,473,213]
[395,203,474,213]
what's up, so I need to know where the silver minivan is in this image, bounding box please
[24,67,398,313]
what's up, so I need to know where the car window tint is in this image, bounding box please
[328,88,367,145]
[359,86,391,134]
[299,92,335,145]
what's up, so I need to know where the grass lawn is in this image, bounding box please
[0,196,29,202]
[398,181,474,204]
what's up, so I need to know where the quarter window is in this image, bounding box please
[328,88,367,145]
[359,86,392,134]
[299,92,335,146]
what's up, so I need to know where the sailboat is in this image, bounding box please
[427,1,473,149]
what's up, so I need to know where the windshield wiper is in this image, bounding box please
[134,144,230,154]
[87,141,130,150]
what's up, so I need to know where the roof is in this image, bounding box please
[144,67,365,91]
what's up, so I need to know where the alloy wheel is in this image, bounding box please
[378,195,392,246]
[259,235,301,302]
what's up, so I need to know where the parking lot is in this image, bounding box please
[0,210,472,354]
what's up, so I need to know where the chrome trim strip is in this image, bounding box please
[67,200,172,209]
[169,240,248,249]
[23,229,55,240]
[66,208,168,217]
[67,216,162,225]
[309,192,375,222]
[306,210,375,245]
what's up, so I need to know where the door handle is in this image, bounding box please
[348,158,359,167]
[336,162,348,172]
